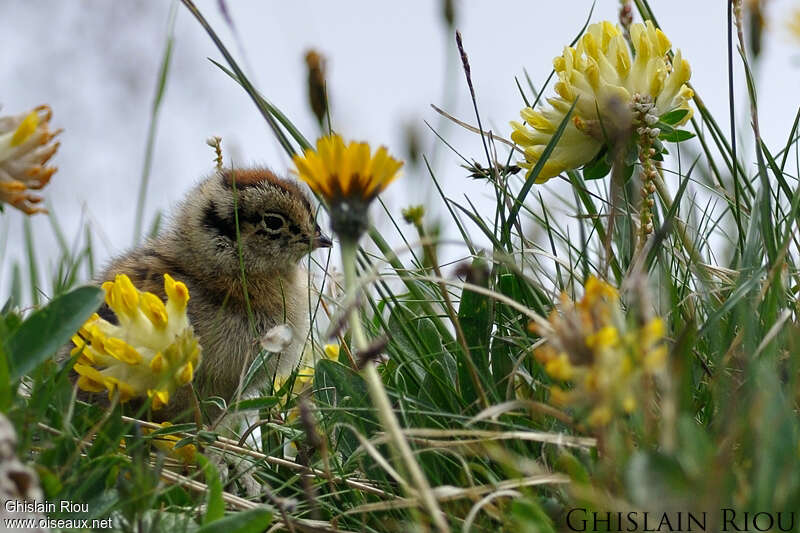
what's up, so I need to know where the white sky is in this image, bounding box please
[2,1,799,303]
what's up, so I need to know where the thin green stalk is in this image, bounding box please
[653,174,711,289]
[23,218,40,306]
[133,1,177,245]
[340,240,450,533]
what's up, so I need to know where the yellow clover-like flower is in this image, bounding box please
[71,274,201,410]
[292,134,403,240]
[0,105,61,214]
[510,20,693,182]
[531,276,667,428]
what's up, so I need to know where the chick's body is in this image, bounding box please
[95,168,330,422]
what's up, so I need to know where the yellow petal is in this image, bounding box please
[545,353,574,381]
[114,380,138,403]
[164,273,189,310]
[109,274,139,318]
[75,365,107,393]
[587,405,613,427]
[586,326,620,350]
[10,111,40,147]
[324,344,340,361]
[150,352,165,373]
[104,337,143,365]
[549,386,572,407]
[148,389,170,410]
[623,394,637,413]
[140,292,168,329]
[176,362,194,386]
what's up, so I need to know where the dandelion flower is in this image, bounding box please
[531,276,667,428]
[71,274,201,410]
[510,21,693,181]
[0,105,61,214]
[292,134,403,241]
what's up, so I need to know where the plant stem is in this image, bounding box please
[340,240,450,533]
[133,2,177,245]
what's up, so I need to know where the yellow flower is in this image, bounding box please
[0,105,61,214]
[587,405,613,427]
[146,422,197,464]
[545,352,575,381]
[641,318,668,371]
[293,134,402,202]
[324,343,340,361]
[272,343,341,402]
[549,386,572,407]
[532,276,668,427]
[510,20,693,181]
[292,134,403,240]
[71,274,201,410]
[582,276,619,306]
[290,343,340,394]
[586,326,620,350]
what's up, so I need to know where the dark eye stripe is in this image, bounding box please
[202,202,237,241]
[240,211,262,226]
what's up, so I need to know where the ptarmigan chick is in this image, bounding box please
[95,167,331,423]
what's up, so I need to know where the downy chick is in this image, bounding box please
[93,167,331,422]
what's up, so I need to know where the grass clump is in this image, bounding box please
[2,1,800,531]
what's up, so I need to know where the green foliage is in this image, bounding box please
[4,285,103,381]
[197,454,225,524]
[195,508,273,533]
[3,0,800,531]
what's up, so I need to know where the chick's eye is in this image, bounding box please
[263,214,285,231]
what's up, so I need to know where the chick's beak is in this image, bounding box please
[313,231,333,249]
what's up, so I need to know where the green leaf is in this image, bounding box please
[659,108,689,125]
[313,359,375,456]
[510,498,557,533]
[659,129,695,142]
[456,255,491,404]
[416,317,444,359]
[675,415,713,478]
[195,507,273,533]
[623,140,639,167]
[6,285,104,380]
[385,305,427,388]
[203,396,227,411]
[0,342,11,412]
[172,436,196,450]
[229,396,279,412]
[492,270,525,394]
[554,451,590,485]
[625,451,691,507]
[196,454,225,525]
[314,359,369,408]
[148,423,198,436]
[582,155,612,180]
